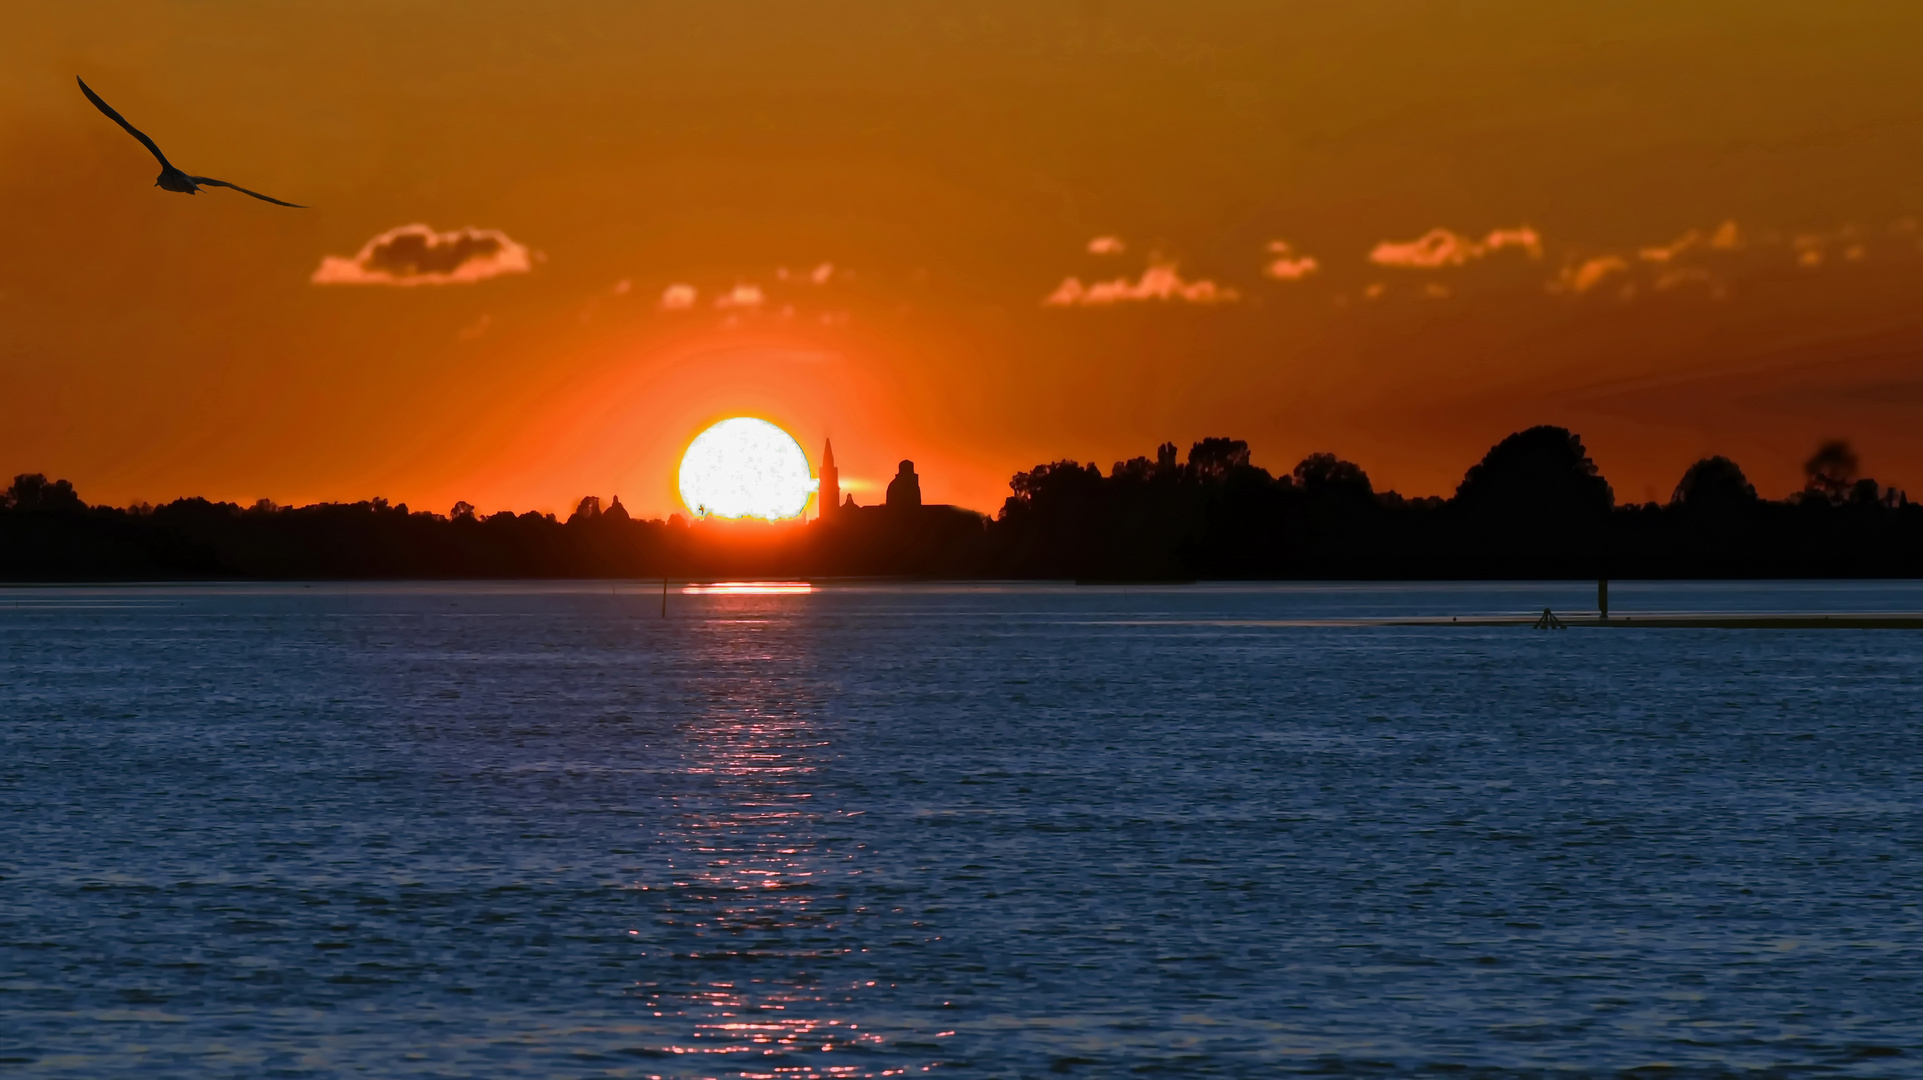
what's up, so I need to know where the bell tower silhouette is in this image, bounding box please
[818,439,839,521]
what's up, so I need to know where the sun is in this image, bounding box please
[678,417,818,520]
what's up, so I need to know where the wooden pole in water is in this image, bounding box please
[661,577,668,617]
[1599,577,1609,621]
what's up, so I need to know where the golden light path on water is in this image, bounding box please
[627,587,930,1078]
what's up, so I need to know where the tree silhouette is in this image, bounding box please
[1454,426,1613,521]
[1671,456,1757,512]
[1803,440,1858,503]
[1109,442,1181,483]
[5,474,85,513]
[1292,453,1373,499]
[1187,437,1251,480]
[568,496,602,523]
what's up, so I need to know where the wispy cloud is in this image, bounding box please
[1368,226,1542,269]
[1087,236,1126,255]
[1549,255,1631,295]
[312,224,532,286]
[1263,241,1319,281]
[1792,227,1866,268]
[1549,220,1753,299]
[1639,220,1742,263]
[659,284,697,310]
[775,262,838,284]
[1044,264,1239,306]
[1654,265,1719,292]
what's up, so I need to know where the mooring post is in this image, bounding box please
[661,577,667,617]
[1599,577,1609,621]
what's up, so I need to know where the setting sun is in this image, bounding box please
[677,417,817,520]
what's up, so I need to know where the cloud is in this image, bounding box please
[1551,220,1748,298]
[776,262,838,284]
[312,224,532,286]
[715,283,765,309]
[1044,264,1239,306]
[659,284,697,310]
[1654,265,1725,297]
[1482,227,1545,256]
[1263,241,1320,281]
[1640,220,1742,263]
[1087,236,1126,255]
[1792,228,1867,268]
[1370,229,1479,269]
[1368,225,1542,269]
[1550,255,1630,294]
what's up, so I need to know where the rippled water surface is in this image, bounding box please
[4,580,1923,1077]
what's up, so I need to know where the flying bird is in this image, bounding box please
[77,77,305,208]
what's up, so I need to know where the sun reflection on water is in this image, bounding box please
[681,581,816,595]
[624,607,933,1078]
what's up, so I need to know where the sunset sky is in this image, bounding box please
[7,2,1923,518]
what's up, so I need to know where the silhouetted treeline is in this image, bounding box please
[4,427,1919,581]
[992,428,1918,579]
[0,480,991,581]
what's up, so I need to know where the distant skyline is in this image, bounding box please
[7,2,1923,518]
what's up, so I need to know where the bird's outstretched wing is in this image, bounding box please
[76,77,173,169]
[189,177,307,208]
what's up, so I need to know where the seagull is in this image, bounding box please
[77,77,305,207]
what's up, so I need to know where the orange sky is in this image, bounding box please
[6,2,1923,518]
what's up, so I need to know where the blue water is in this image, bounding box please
[3,580,1922,1077]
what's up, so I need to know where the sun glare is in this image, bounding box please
[678,417,817,520]
[681,581,815,594]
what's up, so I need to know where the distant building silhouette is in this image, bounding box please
[886,460,922,509]
[604,495,630,522]
[818,439,839,521]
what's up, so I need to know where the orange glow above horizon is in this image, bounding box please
[7,4,1923,515]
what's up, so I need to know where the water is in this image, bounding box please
[3,580,1922,1077]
